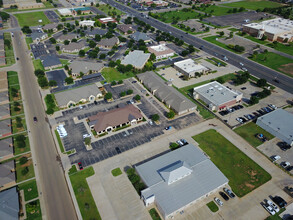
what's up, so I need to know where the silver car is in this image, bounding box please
[214,197,223,206]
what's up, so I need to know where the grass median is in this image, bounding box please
[18,179,38,201]
[206,201,219,212]
[193,129,271,197]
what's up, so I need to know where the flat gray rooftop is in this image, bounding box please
[0,160,15,186]
[0,137,13,158]
[0,91,8,103]
[0,187,19,220]
[0,104,10,118]
[0,119,11,137]
[136,144,228,217]
[121,50,150,69]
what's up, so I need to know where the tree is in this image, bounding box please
[20,157,28,165]
[94,34,101,41]
[216,77,224,84]
[219,31,224,37]
[79,50,85,57]
[126,89,133,95]
[250,96,259,105]
[99,53,106,59]
[46,108,54,115]
[134,94,141,101]
[64,40,70,45]
[55,45,60,51]
[118,80,123,84]
[65,77,74,84]
[57,24,63,30]
[166,110,175,119]
[257,78,267,87]
[89,40,96,48]
[4,39,11,48]
[88,51,98,58]
[151,114,160,121]
[120,91,126,97]
[49,80,57,87]
[105,92,112,100]
[21,167,29,175]
[21,26,32,34]
[150,53,156,61]
[111,81,116,86]
[109,60,116,67]
[0,12,10,21]
[38,76,48,88]
[49,37,56,44]
[84,137,91,145]
[34,69,45,77]
[181,50,189,56]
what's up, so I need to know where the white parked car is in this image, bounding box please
[267,199,280,213]
[281,161,290,169]
[269,104,277,110]
[176,140,184,146]
[148,120,153,125]
[214,197,223,206]
[271,155,281,162]
[262,203,276,215]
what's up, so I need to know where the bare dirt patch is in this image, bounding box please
[279,63,293,76]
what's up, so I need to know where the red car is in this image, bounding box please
[78,162,83,170]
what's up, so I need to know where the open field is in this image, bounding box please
[18,179,38,201]
[70,167,101,220]
[203,36,243,54]
[193,129,271,197]
[101,67,135,82]
[155,10,203,23]
[234,122,274,147]
[98,4,124,16]
[250,52,293,77]
[267,42,293,56]
[197,5,245,16]
[223,0,283,10]
[14,11,51,27]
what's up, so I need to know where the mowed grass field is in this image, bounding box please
[156,10,203,23]
[197,5,243,16]
[15,11,51,27]
[234,122,274,147]
[193,129,271,197]
[101,67,135,82]
[223,0,283,10]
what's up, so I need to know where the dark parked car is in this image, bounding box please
[115,147,121,154]
[223,188,235,198]
[78,162,83,170]
[241,87,246,90]
[286,166,293,171]
[33,116,38,122]
[219,191,229,201]
[272,196,287,208]
[280,142,291,151]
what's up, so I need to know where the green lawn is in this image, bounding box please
[98,4,124,16]
[15,11,51,27]
[101,67,135,82]
[70,167,101,220]
[203,35,243,54]
[111,168,122,177]
[149,208,161,220]
[234,122,274,147]
[223,0,283,10]
[206,201,219,212]
[33,59,45,71]
[267,42,293,56]
[10,101,24,116]
[26,199,42,220]
[197,5,244,16]
[25,37,33,49]
[156,10,203,23]
[68,165,77,175]
[14,134,30,155]
[55,130,65,153]
[7,74,19,85]
[250,52,293,77]
[60,59,70,66]
[18,179,38,201]
[16,156,35,183]
[9,84,21,102]
[12,117,26,134]
[193,129,271,197]
[4,33,15,66]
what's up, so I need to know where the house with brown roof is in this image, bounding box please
[147,41,175,60]
[56,33,79,43]
[88,104,143,134]
[97,37,119,49]
[42,23,59,32]
[61,41,87,53]
[117,24,134,35]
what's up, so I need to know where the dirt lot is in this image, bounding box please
[218,35,258,54]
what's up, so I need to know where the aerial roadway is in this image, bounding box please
[104,0,293,94]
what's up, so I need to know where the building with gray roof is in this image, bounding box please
[136,144,228,219]
[0,187,19,220]
[0,119,12,138]
[54,83,103,108]
[69,60,104,77]
[137,72,196,115]
[30,30,48,44]
[0,103,10,119]
[0,91,9,105]
[56,33,78,42]
[130,31,152,42]
[121,50,150,69]
[193,81,243,111]
[40,54,62,70]
[97,37,119,49]
[0,137,13,161]
[0,160,15,188]
[256,109,293,146]
[85,28,107,37]
[61,41,87,53]
[42,23,58,32]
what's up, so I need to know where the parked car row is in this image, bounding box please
[262,196,287,215]
[214,188,236,207]
[219,105,243,116]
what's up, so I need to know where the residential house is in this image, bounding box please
[88,104,143,134]
[97,37,119,49]
[131,31,152,43]
[117,24,134,35]
[42,23,59,32]
[40,54,62,70]
[85,28,107,38]
[69,60,104,77]
[56,33,79,43]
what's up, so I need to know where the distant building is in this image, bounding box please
[40,54,62,70]
[85,28,107,37]
[137,71,196,115]
[3,0,44,9]
[0,160,15,189]
[130,32,152,43]
[42,23,59,32]
[0,187,19,220]
[152,0,168,6]
[30,30,48,44]
[148,42,175,60]
[98,17,117,24]
[57,8,72,16]
[121,50,150,69]
[0,35,5,66]
[69,60,104,77]
[55,83,102,108]
[97,37,119,49]
[71,7,92,16]
[136,144,228,219]
[0,138,13,162]
[243,18,293,42]
[88,104,143,134]
[56,33,78,43]
[174,59,210,78]
[79,20,95,27]
[193,81,242,111]
[61,41,87,53]
[0,91,9,105]
[117,24,134,34]
[256,109,293,146]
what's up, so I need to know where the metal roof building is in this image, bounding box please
[0,187,19,220]
[136,144,228,219]
[174,58,209,78]
[256,109,293,146]
[121,50,150,69]
[193,81,242,111]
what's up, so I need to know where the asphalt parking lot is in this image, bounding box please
[31,43,48,59]
[153,56,184,68]
[203,11,268,27]
[46,69,67,87]
[104,81,133,100]
[44,11,60,23]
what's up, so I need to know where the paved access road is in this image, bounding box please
[103,0,293,94]
[12,31,77,220]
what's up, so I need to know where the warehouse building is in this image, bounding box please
[193,81,242,111]
[136,144,228,219]
[174,59,210,78]
[148,42,175,60]
[256,109,293,146]
[121,50,150,69]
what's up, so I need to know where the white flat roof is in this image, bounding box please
[174,59,208,73]
[58,8,72,14]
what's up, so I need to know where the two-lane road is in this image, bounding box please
[105,0,293,94]
[13,31,77,220]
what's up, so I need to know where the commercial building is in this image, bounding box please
[57,8,72,16]
[71,7,92,16]
[256,109,293,146]
[0,187,19,220]
[121,50,150,69]
[174,59,210,78]
[193,81,242,111]
[130,31,152,43]
[151,0,168,6]
[136,144,228,219]
[30,30,48,44]
[79,20,95,27]
[243,18,293,42]
[0,160,15,189]
[3,0,44,9]
[69,60,104,77]
[40,54,62,70]
[88,104,143,134]
[55,83,102,108]
[148,42,175,60]
[98,17,117,24]
[56,33,79,43]
[117,24,134,34]
[0,138,13,162]
[85,28,107,37]
[42,23,59,32]
[61,41,87,53]
[137,71,196,115]
[97,37,119,49]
